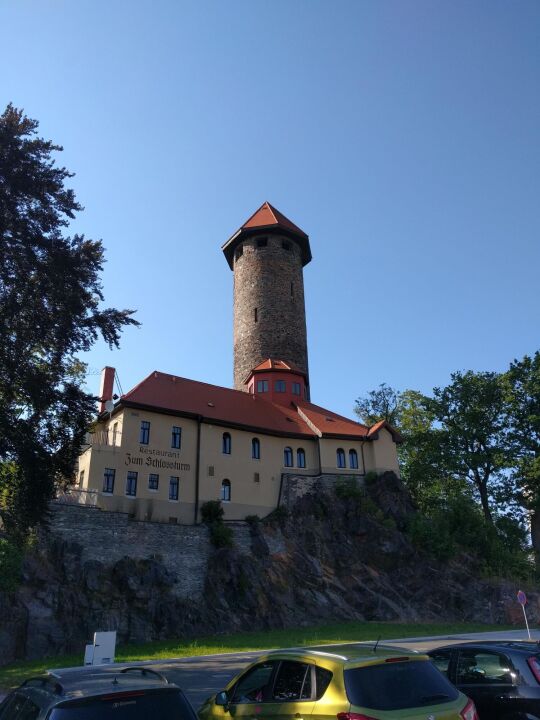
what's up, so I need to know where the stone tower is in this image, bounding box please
[222,202,312,395]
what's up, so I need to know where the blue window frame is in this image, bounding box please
[349,449,359,469]
[257,379,268,392]
[337,448,346,469]
[221,479,231,502]
[297,448,306,468]
[252,437,260,460]
[275,380,286,393]
[126,471,138,496]
[139,420,150,445]
[172,426,182,449]
[148,473,159,490]
[169,476,179,501]
[103,468,115,494]
[292,382,301,396]
[222,432,231,454]
[284,447,293,467]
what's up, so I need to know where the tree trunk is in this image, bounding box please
[477,480,493,524]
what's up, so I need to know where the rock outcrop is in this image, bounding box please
[0,473,536,666]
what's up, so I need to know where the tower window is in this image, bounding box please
[257,237,268,247]
[292,382,301,396]
[221,479,231,502]
[254,307,258,323]
[282,240,291,251]
[290,282,294,297]
[275,380,286,393]
[337,448,346,469]
[257,379,268,392]
[252,437,260,460]
[222,432,231,454]
[297,448,306,468]
[284,446,293,467]
[349,449,359,469]
[235,245,243,260]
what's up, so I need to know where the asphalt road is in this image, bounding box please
[47,628,540,711]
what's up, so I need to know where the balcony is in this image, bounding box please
[83,430,122,449]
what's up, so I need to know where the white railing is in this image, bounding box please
[84,431,122,447]
[55,488,99,507]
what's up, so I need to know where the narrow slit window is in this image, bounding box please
[254,308,258,323]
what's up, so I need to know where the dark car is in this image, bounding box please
[428,641,540,719]
[0,666,198,720]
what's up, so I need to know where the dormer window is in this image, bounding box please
[257,379,268,392]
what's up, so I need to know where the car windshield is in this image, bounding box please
[345,660,459,711]
[49,690,194,719]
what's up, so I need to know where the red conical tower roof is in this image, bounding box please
[222,201,311,268]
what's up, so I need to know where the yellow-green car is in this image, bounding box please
[197,645,478,720]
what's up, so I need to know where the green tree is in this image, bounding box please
[0,104,139,536]
[354,382,400,426]
[504,352,540,557]
[429,370,509,525]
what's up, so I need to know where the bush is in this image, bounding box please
[245,514,260,526]
[364,471,378,485]
[334,477,363,501]
[200,500,224,525]
[266,506,288,523]
[0,538,23,592]
[208,522,234,549]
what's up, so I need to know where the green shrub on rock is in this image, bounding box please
[0,538,23,592]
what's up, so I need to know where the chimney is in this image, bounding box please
[98,366,115,414]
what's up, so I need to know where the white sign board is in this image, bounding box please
[85,631,117,665]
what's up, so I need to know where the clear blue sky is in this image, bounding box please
[2,0,539,418]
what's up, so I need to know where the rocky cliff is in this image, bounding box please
[0,473,535,666]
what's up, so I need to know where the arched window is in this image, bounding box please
[222,432,231,454]
[349,449,359,469]
[336,448,346,468]
[252,437,260,460]
[297,448,306,468]
[284,446,293,467]
[221,479,231,502]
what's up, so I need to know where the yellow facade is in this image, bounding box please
[78,405,400,524]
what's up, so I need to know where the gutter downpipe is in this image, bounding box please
[194,415,202,524]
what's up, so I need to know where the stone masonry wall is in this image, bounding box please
[46,503,212,599]
[280,472,365,509]
[233,234,309,390]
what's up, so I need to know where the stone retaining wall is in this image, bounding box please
[279,472,364,508]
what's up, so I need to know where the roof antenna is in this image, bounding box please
[373,636,381,653]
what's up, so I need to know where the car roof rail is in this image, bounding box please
[119,667,169,683]
[22,677,64,695]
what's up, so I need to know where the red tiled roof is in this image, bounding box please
[250,359,306,376]
[119,371,315,437]
[222,202,312,269]
[295,401,370,439]
[241,202,308,239]
[367,419,403,443]
[111,371,401,443]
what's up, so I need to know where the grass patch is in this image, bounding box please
[0,620,514,691]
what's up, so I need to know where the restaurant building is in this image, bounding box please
[77,203,401,523]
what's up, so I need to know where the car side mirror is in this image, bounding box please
[216,691,229,708]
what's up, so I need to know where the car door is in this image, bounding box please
[261,660,316,720]
[454,648,517,719]
[228,661,279,720]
